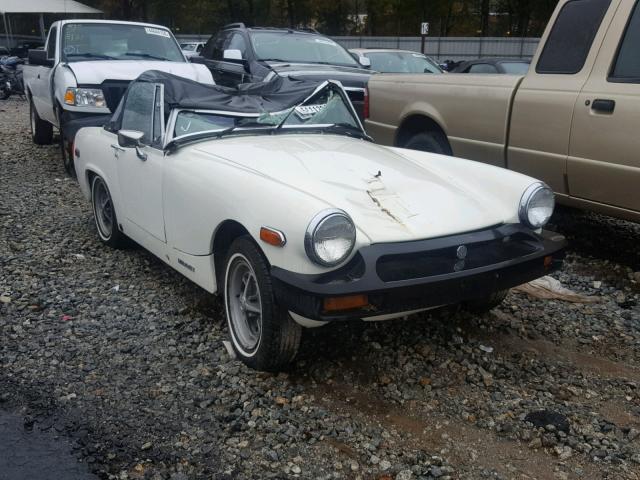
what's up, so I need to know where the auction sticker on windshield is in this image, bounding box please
[145,27,170,38]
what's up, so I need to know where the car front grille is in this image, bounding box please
[376,231,540,282]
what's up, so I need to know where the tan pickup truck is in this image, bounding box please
[366,0,640,222]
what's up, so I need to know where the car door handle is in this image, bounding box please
[591,99,615,113]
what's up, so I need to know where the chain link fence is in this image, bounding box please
[333,36,540,61]
[175,34,540,62]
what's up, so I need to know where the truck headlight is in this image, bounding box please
[519,182,555,229]
[305,209,356,267]
[64,88,106,108]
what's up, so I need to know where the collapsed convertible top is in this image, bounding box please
[66,70,325,138]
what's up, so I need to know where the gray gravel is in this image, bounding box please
[1,98,640,479]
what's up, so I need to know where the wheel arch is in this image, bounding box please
[211,220,257,284]
[395,114,452,155]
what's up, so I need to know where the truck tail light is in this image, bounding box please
[363,87,370,120]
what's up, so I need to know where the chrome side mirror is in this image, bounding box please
[358,56,371,68]
[117,129,147,161]
[223,49,243,62]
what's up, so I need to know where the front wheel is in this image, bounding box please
[465,289,508,314]
[90,175,127,249]
[30,101,53,145]
[60,127,76,178]
[224,236,301,371]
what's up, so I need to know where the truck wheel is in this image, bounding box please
[30,102,53,145]
[465,289,508,314]
[59,128,76,178]
[224,236,301,371]
[91,175,127,249]
[404,131,450,155]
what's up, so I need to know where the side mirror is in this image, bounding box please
[28,49,53,67]
[358,56,371,68]
[223,49,243,62]
[117,130,147,160]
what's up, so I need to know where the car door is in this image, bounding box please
[114,81,166,242]
[32,26,57,124]
[568,0,640,213]
[507,0,615,195]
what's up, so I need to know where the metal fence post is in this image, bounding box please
[478,36,483,58]
[519,36,525,58]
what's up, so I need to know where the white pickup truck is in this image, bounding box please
[24,19,213,175]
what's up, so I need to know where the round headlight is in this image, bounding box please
[305,209,356,267]
[519,183,555,229]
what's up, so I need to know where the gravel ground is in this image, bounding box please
[1,98,639,480]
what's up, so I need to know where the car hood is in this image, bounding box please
[192,135,521,243]
[266,62,372,86]
[65,60,211,84]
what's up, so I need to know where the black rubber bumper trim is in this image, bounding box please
[271,225,566,321]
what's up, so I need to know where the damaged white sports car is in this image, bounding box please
[74,71,566,370]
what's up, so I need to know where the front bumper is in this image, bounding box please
[271,224,566,321]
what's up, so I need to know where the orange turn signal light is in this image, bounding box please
[64,89,75,105]
[543,255,553,269]
[323,294,369,312]
[260,227,286,247]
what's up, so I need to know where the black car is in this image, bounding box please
[452,57,530,75]
[192,24,373,119]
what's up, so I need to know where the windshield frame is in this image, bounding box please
[61,22,186,63]
[164,81,367,150]
[248,30,360,68]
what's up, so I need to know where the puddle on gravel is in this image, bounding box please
[0,410,97,480]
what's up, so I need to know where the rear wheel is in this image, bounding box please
[30,101,53,145]
[90,175,127,248]
[404,131,450,155]
[224,236,301,371]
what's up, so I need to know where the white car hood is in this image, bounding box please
[65,60,211,84]
[192,135,528,244]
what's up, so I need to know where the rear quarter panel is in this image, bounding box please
[366,73,523,167]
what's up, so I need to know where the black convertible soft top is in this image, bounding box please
[106,70,324,132]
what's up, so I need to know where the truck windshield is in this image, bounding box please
[61,23,185,63]
[364,51,443,73]
[249,31,359,67]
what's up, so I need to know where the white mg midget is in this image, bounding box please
[74,71,566,371]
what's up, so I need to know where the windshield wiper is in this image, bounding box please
[65,53,116,60]
[321,123,372,141]
[258,58,290,63]
[123,53,171,61]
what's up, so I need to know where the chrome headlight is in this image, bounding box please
[305,209,356,267]
[519,182,555,229]
[64,88,106,108]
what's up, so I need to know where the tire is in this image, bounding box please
[223,236,302,371]
[403,131,451,155]
[90,175,127,249]
[465,289,508,314]
[30,101,53,145]
[59,127,76,178]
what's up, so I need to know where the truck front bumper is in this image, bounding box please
[271,224,566,321]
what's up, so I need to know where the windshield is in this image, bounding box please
[180,43,197,51]
[61,23,185,62]
[172,83,363,141]
[249,31,359,67]
[365,51,442,73]
[500,61,530,75]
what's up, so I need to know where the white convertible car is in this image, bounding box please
[74,71,566,371]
